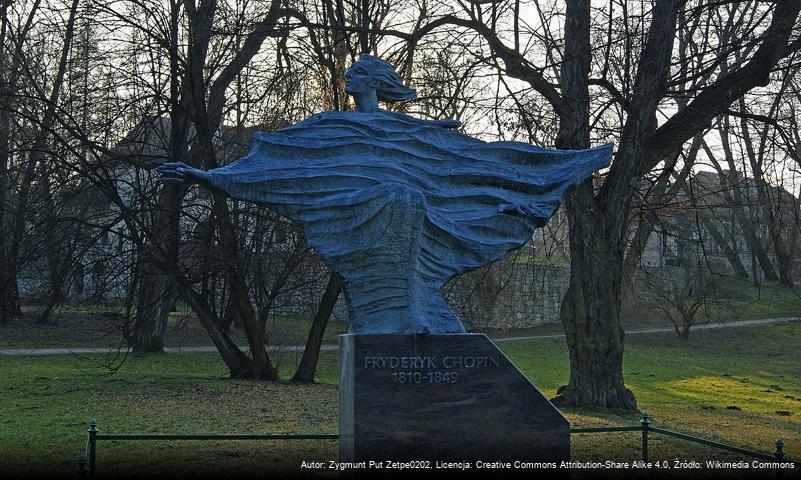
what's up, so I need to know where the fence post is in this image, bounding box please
[76,452,88,479]
[88,419,98,480]
[641,410,650,463]
[774,438,785,480]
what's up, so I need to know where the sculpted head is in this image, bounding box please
[345,54,416,112]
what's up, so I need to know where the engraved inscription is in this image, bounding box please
[392,371,459,384]
[442,356,499,369]
[363,356,438,369]
[361,355,499,384]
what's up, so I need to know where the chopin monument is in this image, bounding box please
[160,54,611,463]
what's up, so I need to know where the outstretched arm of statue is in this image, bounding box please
[156,159,294,218]
[156,161,224,194]
[156,161,204,184]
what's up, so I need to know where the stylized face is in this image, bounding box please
[344,64,375,95]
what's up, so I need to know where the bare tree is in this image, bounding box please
[641,258,715,339]
[0,0,81,325]
[408,0,801,408]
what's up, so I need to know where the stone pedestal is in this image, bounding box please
[339,333,569,462]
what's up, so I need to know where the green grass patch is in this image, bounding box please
[503,322,801,460]
[707,278,801,321]
[0,351,340,477]
[262,313,347,347]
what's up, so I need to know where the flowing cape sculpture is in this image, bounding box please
[159,54,612,334]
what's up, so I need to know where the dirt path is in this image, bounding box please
[0,317,798,357]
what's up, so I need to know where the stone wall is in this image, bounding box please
[445,252,569,330]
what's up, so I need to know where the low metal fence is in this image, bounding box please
[77,412,798,478]
[571,411,797,478]
[75,419,337,479]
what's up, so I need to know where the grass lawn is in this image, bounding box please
[1,321,800,478]
[502,321,801,465]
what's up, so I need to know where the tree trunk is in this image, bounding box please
[131,270,175,354]
[220,288,239,332]
[769,224,794,288]
[36,290,62,326]
[130,183,182,353]
[677,318,691,340]
[553,198,637,410]
[776,255,794,288]
[121,259,140,343]
[0,267,21,324]
[698,214,749,278]
[178,282,254,378]
[625,214,655,268]
[713,232,749,279]
[293,272,340,383]
[36,177,87,325]
[741,217,779,281]
[37,237,67,324]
